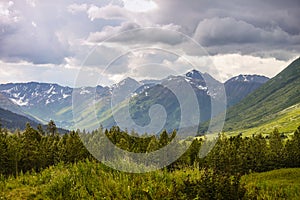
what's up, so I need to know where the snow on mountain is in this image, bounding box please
[10,98,29,106]
[227,74,269,83]
[0,82,73,107]
[0,71,270,130]
[225,75,270,107]
[186,69,204,80]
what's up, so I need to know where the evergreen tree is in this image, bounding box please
[268,128,284,169]
[37,124,45,136]
[159,130,169,147]
[47,120,57,136]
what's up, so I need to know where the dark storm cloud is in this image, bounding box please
[191,17,300,59]
[152,0,300,34]
[193,17,300,46]
[0,0,299,84]
[150,0,300,60]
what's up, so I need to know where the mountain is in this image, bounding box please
[0,69,273,132]
[96,70,224,133]
[224,57,300,131]
[0,107,39,130]
[225,75,269,107]
[0,82,75,128]
[0,93,22,114]
[226,102,300,136]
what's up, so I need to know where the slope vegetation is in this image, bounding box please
[224,57,300,131]
[0,107,39,130]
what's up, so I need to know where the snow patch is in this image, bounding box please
[80,88,91,95]
[198,85,208,90]
[63,94,71,99]
[242,75,249,82]
[184,77,192,83]
[45,99,54,105]
[12,92,21,98]
[9,98,28,106]
[131,92,138,97]
[47,86,54,94]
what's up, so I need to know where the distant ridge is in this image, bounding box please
[0,68,283,131]
[0,107,39,130]
[225,75,269,107]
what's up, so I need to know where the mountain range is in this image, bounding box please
[6,56,300,133]
[0,68,270,131]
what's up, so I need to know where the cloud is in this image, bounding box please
[148,0,300,60]
[151,0,300,35]
[0,1,73,64]
[87,0,158,21]
[87,22,183,46]
[0,0,299,86]
[83,45,125,67]
[0,1,20,24]
[194,17,300,46]
[87,4,128,21]
[211,54,295,82]
[0,60,79,86]
[121,0,157,13]
[87,22,140,42]
[84,0,300,61]
[68,3,88,14]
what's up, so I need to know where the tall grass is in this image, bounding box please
[242,168,300,199]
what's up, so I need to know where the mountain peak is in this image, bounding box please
[185,69,204,80]
[117,77,140,86]
[226,74,269,84]
[112,77,141,92]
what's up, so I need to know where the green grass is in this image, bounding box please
[56,106,72,116]
[2,161,299,199]
[0,161,241,200]
[226,103,300,137]
[242,168,300,199]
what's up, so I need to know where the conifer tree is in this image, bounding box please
[47,120,57,136]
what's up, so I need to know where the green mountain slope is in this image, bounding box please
[224,57,300,131]
[98,78,213,133]
[226,103,300,136]
[0,107,39,130]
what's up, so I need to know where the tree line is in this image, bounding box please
[0,121,299,177]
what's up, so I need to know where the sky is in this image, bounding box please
[0,0,299,87]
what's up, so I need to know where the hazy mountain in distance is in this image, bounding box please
[98,70,223,133]
[225,75,269,107]
[0,107,39,130]
[0,68,278,132]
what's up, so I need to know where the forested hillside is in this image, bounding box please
[1,124,299,199]
[0,108,39,130]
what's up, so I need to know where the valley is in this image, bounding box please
[0,58,299,200]
[0,69,269,132]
